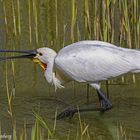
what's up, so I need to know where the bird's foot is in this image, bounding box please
[100,99,112,112]
[97,89,112,112]
[56,108,77,120]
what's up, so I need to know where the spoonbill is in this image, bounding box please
[1,40,140,119]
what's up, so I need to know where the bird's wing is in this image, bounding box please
[55,41,140,83]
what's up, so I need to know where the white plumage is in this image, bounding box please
[54,41,140,86]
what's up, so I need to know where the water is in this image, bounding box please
[0,0,140,139]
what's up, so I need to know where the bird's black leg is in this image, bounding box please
[56,107,78,120]
[56,106,110,120]
[96,89,112,111]
[56,89,112,120]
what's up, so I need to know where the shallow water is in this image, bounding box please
[1,75,140,139]
[0,0,140,139]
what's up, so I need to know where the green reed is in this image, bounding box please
[11,0,17,37]
[71,0,77,43]
[77,109,91,140]
[101,0,109,42]
[63,24,67,47]
[84,0,91,40]
[9,112,134,140]
[17,0,21,35]
[1,0,8,34]
[122,0,132,49]
[33,0,39,47]
[117,122,132,140]
[13,123,17,140]
[28,0,32,44]
[11,110,92,140]
[11,61,16,97]
[55,0,58,40]
[77,23,81,42]
[5,62,13,117]
[2,0,140,50]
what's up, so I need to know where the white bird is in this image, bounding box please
[1,40,140,119]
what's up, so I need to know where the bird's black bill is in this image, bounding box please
[0,49,37,54]
[0,49,37,61]
[0,54,36,61]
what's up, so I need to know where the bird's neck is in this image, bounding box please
[44,56,64,90]
[45,59,54,83]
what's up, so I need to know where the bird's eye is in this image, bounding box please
[38,52,42,56]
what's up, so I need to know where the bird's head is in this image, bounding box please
[33,47,57,71]
[0,47,57,71]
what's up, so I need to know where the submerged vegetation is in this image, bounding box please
[0,0,140,139]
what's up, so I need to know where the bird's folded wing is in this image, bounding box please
[55,41,140,82]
